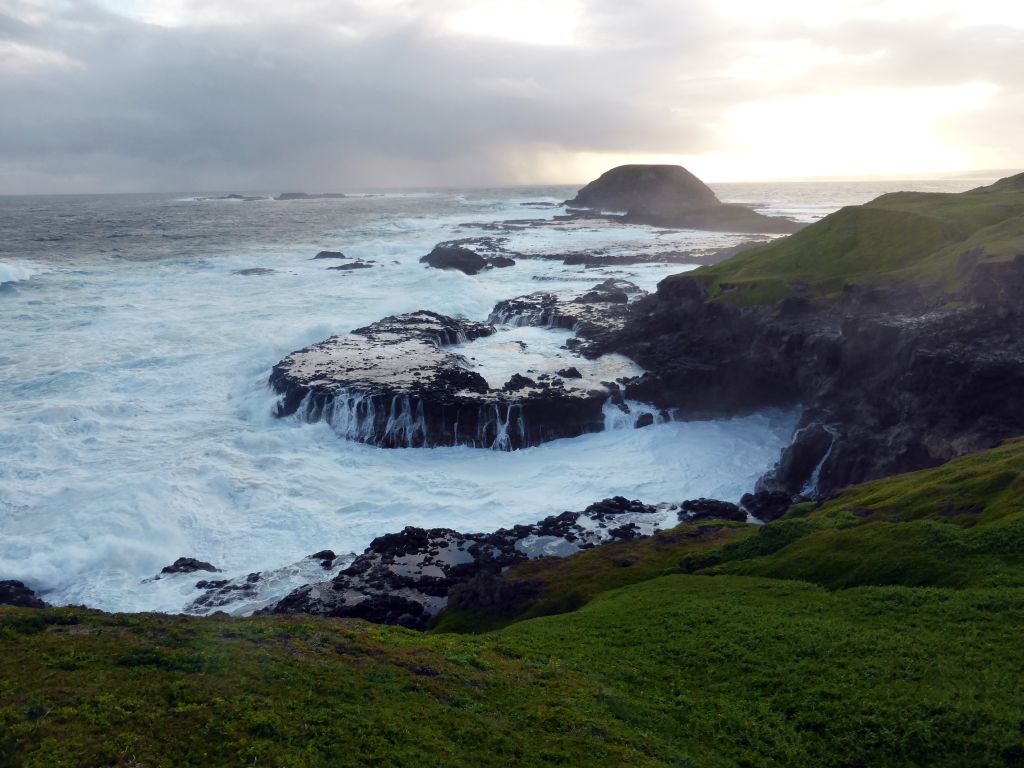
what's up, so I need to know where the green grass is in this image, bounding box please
[4,439,1024,766]
[676,173,1024,305]
[433,522,752,633]
[5,578,1024,767]
[685,439,1024,590]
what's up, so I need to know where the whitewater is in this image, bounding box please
[0,179,994,612]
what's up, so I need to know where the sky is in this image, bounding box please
[1,0,1022,193]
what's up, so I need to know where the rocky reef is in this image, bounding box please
[269,310,614,449]
[265,496,749,630]
[565,164,802,234]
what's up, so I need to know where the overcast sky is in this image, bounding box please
[1,0,1022,192]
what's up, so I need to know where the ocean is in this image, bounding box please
[0,178,996,613]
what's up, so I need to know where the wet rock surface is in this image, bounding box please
[187,551,352,615]
[161,557,220,575]
[0,580,48,609]
[266,496,743,630]
[313,251,346,260]
[489,279,647,357]
[270,310,610,449]
[420,243,516,275]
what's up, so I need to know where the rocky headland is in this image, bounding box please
[600,173,1024,498]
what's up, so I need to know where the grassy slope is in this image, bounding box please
[691,438,1024,589]
[4,440,1024,766]
[680,172,1024,304]
[4,581,1024,767]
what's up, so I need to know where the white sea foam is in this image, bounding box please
[7,180,979,613]
[0,261,48,286]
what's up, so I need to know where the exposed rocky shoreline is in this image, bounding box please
[601,258,1024,498]
[258,495,750,629]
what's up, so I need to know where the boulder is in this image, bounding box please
[420,245,488,275]
[161,557,220,575]
[0,580,48,609]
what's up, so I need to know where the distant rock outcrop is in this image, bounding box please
[565,164,802,234]
[274,193,347,201]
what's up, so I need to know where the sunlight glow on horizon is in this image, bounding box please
[444,0,583,46]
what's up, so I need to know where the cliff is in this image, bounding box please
[604,173,1024,498]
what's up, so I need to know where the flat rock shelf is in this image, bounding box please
[269,310,611,450]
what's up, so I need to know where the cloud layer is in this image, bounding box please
[1,0,1021,192]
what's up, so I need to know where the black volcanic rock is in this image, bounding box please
[314,251,347,260]
[489,279,647,357]
[557,366,583,379]
[265,497,677,630]
[740,491,793,523]
[269,310,609,450]
[161,557,220,575]
[328,261,373,271]
[0,580,48,608]
[565,165,802,234]
[420,245,488,275]
[678,498,746,523]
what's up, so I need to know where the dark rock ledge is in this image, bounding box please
[489,278,646,357]
[269,310,613,449]
[261,496,751,630]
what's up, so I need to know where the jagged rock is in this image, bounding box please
[557,366,583,379]
[634,412,654,429]
[0,580,47,609]
[488,255,516,268]
[489,279,647,357]
[161,557,220,575]
[740,491,793,522]
[678,498,746,523]
[565,165,802,234]
[270,310,608,450]
[758,421,836,496]
[313,251,347,260]
[265,496,678,630]
[503,373,536,391]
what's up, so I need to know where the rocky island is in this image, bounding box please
[566,164,804,233]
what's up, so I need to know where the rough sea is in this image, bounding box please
[0,178,995,613]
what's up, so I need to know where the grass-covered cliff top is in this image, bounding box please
[680,172,1024,305]
[4,439,1024,766]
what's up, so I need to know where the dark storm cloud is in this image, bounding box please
[0,0,1020,192]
